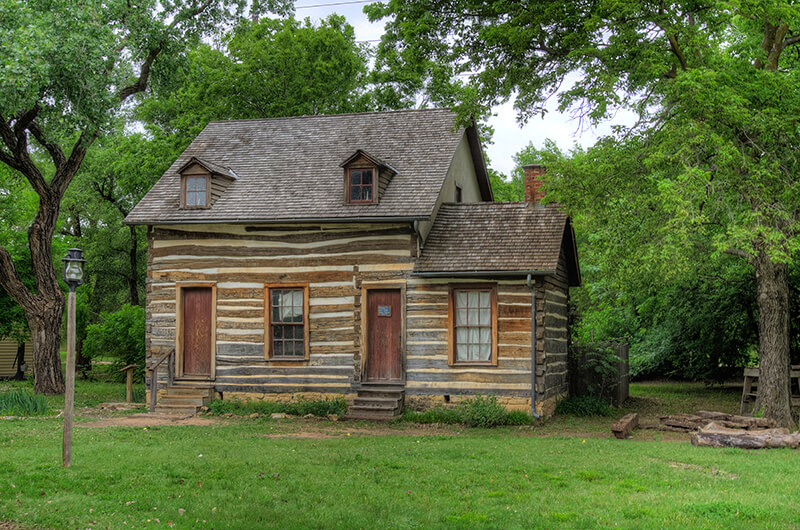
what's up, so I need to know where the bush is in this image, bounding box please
[0,390,48,416]
[83,305,145,381]
[208,396,347,418]
[402,395,535,427]
[554,395,614,417]
[460,394,507,427]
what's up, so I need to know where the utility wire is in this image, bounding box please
[295,0,385,9]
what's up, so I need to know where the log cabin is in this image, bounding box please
[125,109,580,418]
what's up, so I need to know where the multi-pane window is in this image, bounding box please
[349,168,373,203]
[267,286,308,359]
[185,175,208,207]
[452,287,496,364]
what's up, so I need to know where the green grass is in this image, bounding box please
[0,390,48,416]
[0,380,791,529]
[208,396,347,417]
[1,415,799,529]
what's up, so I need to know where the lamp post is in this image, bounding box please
[62,248,85,468]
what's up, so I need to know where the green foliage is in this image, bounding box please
[207,396,347,418]
[403,395,534,427]
[569,345,623,402]
[0,390,48,416]
[554,396,614,417]
[82,305,145,380]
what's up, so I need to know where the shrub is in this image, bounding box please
[460,394,507,428]
[0,390,48,416]
[83,305,145,381]
[402,395,535,427]
[554,395,614,417]
[208,396,346,418]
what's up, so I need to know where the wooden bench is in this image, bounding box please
[740,366,800,415]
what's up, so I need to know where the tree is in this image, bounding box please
[0,0,291,394]
[371,1,800,426]
[138,15,376,145]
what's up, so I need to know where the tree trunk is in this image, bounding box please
[28,297,66,395]
[13,341,26,381]
[128,224,140,306]
[753,247,795,428]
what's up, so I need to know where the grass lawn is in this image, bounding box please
[1,380,798,529]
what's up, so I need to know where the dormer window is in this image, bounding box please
[177,157,237,210]
[185,175,209,208]
[349,168,374,203]
[341,149,397,206]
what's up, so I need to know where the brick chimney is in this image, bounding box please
[523,164,546,204]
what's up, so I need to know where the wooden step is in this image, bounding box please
[346,406,401,421]
[353,396,402,408]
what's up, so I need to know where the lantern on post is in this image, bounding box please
[62,248,85,468]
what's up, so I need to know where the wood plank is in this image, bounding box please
[612,413,639,439]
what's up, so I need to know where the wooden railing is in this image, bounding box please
[147,349,175,412]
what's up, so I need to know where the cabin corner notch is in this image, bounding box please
[341,149,397,205]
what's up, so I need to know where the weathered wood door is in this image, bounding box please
[366,289,403,382]
[182,287,213,377]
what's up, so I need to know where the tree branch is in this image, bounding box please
[28,120,66,171]
[118,47,161,101]
[51,130,98,198]
[0,243,35,310]
[724,248,750,260]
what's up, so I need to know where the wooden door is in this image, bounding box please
[366,289,403,382]
[182,287,213,377]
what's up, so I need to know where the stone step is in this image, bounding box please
[346,406,401,421]
[167,386,214,397]
[357,387,405,400]
[353,396,402,408]
[154,404,200,415]
[160,396,208,407]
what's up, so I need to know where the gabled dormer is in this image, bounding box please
[340,150,397,205]
[177,157,237,209]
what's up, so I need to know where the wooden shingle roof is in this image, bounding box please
[415,203,580,285]
[126,109,488,224]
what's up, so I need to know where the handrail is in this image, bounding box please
[148,349,175,412]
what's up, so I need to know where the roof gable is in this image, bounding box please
[414,202,581,286]
[126,109,486,225]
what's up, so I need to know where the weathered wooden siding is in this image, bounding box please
[405,278,533,399]
[536,250,570,415]
[146,222,416,394]
[0,340,31,378]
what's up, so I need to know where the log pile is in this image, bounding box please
[655,410,799,449]
[691,422,800,449]
[657,411,776,433]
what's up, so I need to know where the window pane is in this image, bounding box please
[456,327,468,345]
[469,327,479,344]
[456,291,467,308]
[479,291,490,307]
[351,171,361,185]
[273,341,283,356]
[187,191,204,206]
[469,345,478,360]
[273,325,282,339]
[468,291,479,307]
[292,341,304,356]
[479,344,491,361]
[362,186,372,201]
[456,309,467,326]
[362,170,372,184]
[480,308,490,326]
[456,344,468,361]
[480,328,491,345]
[468,309,478,325]
[350,185,360,202]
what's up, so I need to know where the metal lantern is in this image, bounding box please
[62,248,85,290]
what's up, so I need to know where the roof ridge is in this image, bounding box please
[205,107,455,126]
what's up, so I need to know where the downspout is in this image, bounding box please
[413,220,424,256]
[527,274,540,418]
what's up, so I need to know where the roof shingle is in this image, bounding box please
[126,109,467,224]
[415,203,575,278]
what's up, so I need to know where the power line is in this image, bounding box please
[295,0,384,9]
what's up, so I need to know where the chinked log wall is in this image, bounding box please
[146,222,417,396]
[145,222,564,411]
[404,278,534,409]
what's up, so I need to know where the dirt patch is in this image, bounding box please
[79,414,217,428]
[0,522,19,530]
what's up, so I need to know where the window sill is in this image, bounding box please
[449,361,497,367]
[266,357,308,364]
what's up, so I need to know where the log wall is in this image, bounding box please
[146,222,416,395]
[145,221,569,415]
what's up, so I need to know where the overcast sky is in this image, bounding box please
[295,1,633,176]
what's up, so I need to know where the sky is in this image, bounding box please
[294,0,635,176]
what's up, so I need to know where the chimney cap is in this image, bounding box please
[522,163,545,170]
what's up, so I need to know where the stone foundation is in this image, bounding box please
[405,394,534,413]
[222,391,357,406]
